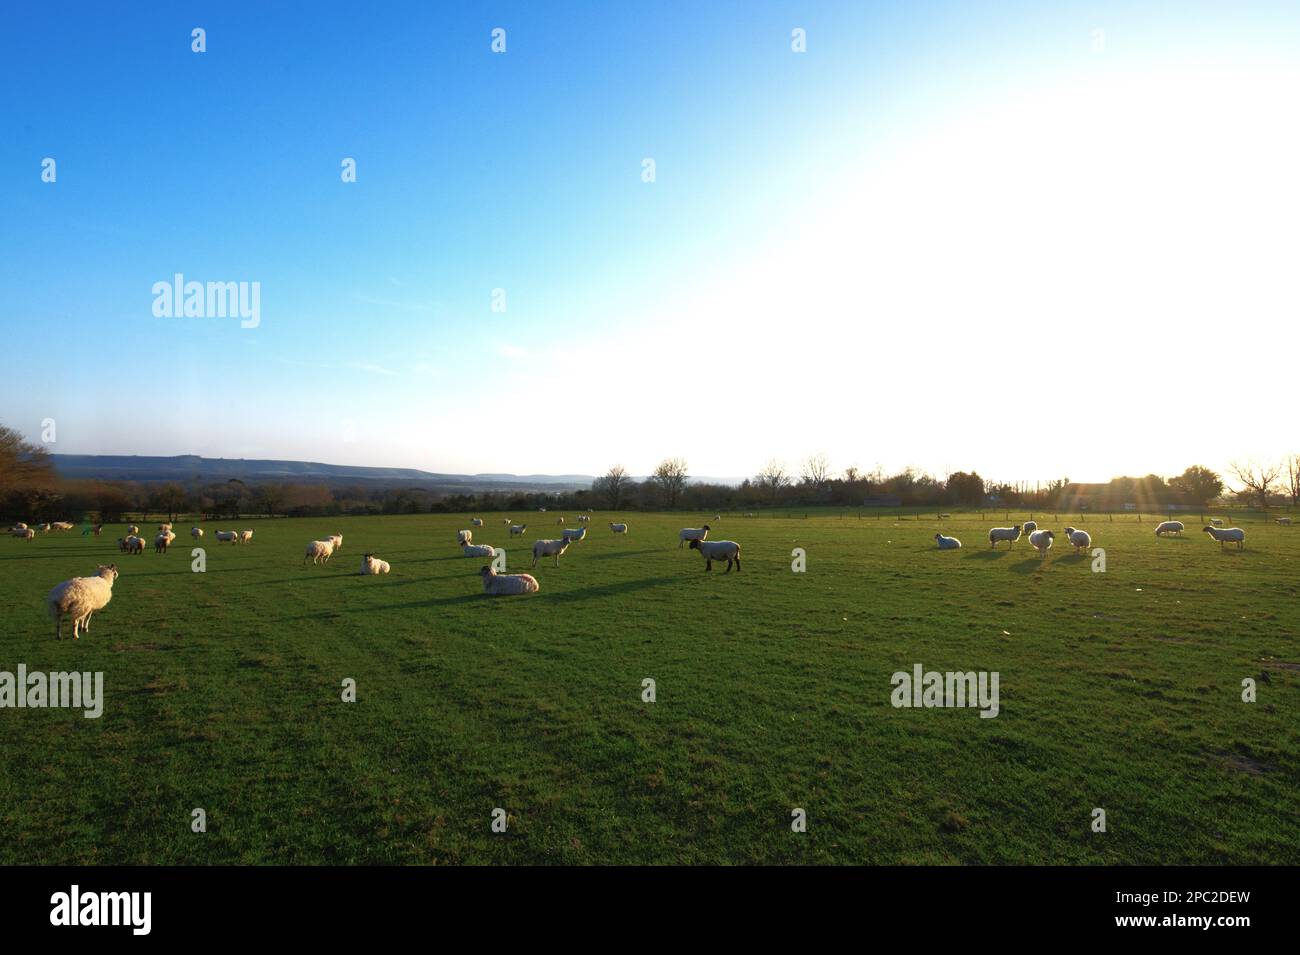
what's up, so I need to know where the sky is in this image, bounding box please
[1,1,1297,486]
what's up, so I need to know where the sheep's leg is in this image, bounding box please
[84,612,92,631]
[705,559,712,572]
[55,616,62,641]
[734,557,741,572]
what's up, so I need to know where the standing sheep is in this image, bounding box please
[934,533,962,550]
[359,553,391,574]
[153,533,170,554]
[462,543,496,558]
[1063,527,1091,553]
[509,524,528,537]
[1155,521,1185,537]
[191,527,204,540]
[471,518,484,527]
[1203,526,1245,550]
[688,539,741,572]
[561,527,587,543]
[1029,529,1054,557]
[239,530,254,544]
[13,527,35,541]
[480,565,539,595]
[47,564,119,640]
[678,525,711,548]
[531,538,572,568]
[123,535,146,555]
[304,539,336,564]
[1022,520,1038,537]
[328,533,343,550]
[214,530,238,544]
[988,525,1022,549]
[609,522,628,534]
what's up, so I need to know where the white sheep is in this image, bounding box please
[531,538,572,568]
[47,564,119,640]
[1277,517,1292,525]
[1209,518,1223,526]
[328,533,343,550]
[359,553,391,575]
[128,525,139,535]
[480,565,539,595]
[12,527,35,541]
[239,530,254,544]
[304,539,336,564]
[153,533,171,554]
[609,522,628,534]
[509,524,528,537]
[471,518,484,527]
[1029,529,1054,557]
[678,525,711,548]
[1022,520,1038,537]
[11,523,26,531]
[988,525,1022,549]
[123,535,145,555]
[1203,525,1245,550]
[462,543,496,558]
[934,533,962,550]
[577,515,590,523]
[191,526,204,539]
[1063,526,1091,553]
[215,530,238,544]
[1155,520,1185,537]
[561,527,587,542]
[51,521,74,531]
[456,530,473,545]
[689,538,742,572]
[158,523,172,532]
[556,516,565,525]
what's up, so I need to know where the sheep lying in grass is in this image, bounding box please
[679,525,710,548]
[1203,525,1245,550]
[304,539,336,564]
[462,543,496,558]
[480,565,539,595]
[215,530,238,544]
[509,524,527,537]
[934,533,962,550]
[561,527,586,543]
[609,522,628,534]
[47,564,119,640]
[471,518,483,527]
[689,538,741,572]
[191,527,203,539]
[1278,517,1292,525]
[456,530,473,545]
[531,538,571,568]
[1029,529,1054,557]
[988,525,1022,549]
[1063,526,1091,553]
[359,553,390,574]
[51,521,74,531]
[1155,520,1185,537]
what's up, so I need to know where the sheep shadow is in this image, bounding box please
[584,548,662,560]
[1010,557,1050,574]
[273,592,485,620]
[966,550,1010,561]
[542,575,679,603]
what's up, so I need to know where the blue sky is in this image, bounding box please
[2,2,1298,482]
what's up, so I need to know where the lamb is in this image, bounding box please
[934,533,962,550]
[462,543,496,558]
[480,565,539,595]
[531,538,572,568]
[561,527,587,542]
[1063,526,1091,553]
[304,539,336,564]
[471,518,484,527]
[689,538,741,572]
[47,564,119,640]
[1022,520,1038,537]
[456,530,473,545]
[239,530,254,544]
[359,553,391,575]
[609,522,628,534]
[215,530,238,544]
[191,527,204,539]
[123,535,145,555]
[1155,520,1185,537]
[39,523,50,533]
[678,525,711,548]
[1203,525,1245,550]
[988,525,1022,549]
[1029,529,1054,557]
[509,524,528,537]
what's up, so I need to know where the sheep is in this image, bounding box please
[191,527,204,539]
[128,525,139,535]
[328,533,343,550]
[502,519,512,525]
[1063,526,1091,553]
[938,513,952,520]
[531,538,572,568]
[471,518,484,527]
[577,515,590,523]
[51,521,74,531]
[359,553,391,575]
[462,543,496,558]
[714,514,722,521]
[47,564,119,640]
[1022,520,1038,537]
[509,524,528,537]
[304,539,336,564]
[689,538,741,572]
[1155,520,1185,537]
[158,523,172,532]
[1203,525,1245,550]
[934,533,962,550]
[1029,529,1054,557]
[1277,517,1292,525]
[117,537,127,552]
[14,527,35,542]
[11,523,26,530]
[82,523,103,537]
[480,565,539,596]
[1209,518,1224,527]
[456,530,473,545]
[988,525,1022,549]
[215,530,238,544]
[556,517,565,525]
[561,527,587,543]
[39,523,50,533]
[609,522,628,534]
[679,525,711,548]
[153,533,170,554]
[239,530,254,544]
[123,535,145,555]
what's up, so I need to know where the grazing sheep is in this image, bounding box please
[471,518,484,527]
[678,525,711,548]
[123,535,145,555]
[1022,520,1038,537]
[304,539,336,564]
[1277,517,1292,525]
[239,530,254,544]
[509,524,528,537]
[153,533,170,554]
[1029,529,1055,557]
[359,553,391,575]
[480,565,539,595]
[456,530,473,545]
[1155,520,1185,537]
[561,527,587,543]
[215,530,238,544]
[502,518,512,525]
[1063,526,1091,553]
[934,533,962,550]
[82,523,104,537]
[531,538,572,568]
[47,564,119,640]
[1203,525,1245,550]
[689,538,741,572]
[462,543,496,558]
[12,527,35,541]
[191,527,204,539]
[988,525,1022,549]
[609,522,628,534]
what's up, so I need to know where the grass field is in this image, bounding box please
[1,510,1296,864]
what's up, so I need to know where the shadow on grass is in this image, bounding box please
[965,550,1010,560]
[1010,557,1049,574]
[544,575,679,603]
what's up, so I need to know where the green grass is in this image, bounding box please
[0,510,1296,864]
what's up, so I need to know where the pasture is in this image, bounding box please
[0,511,1296,864]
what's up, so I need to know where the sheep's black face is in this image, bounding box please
[689,539,701,550]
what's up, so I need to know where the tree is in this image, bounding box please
[1169,465,1224,507]
[651,458,689,509]
[756,459,790,503]
[0,424,54,490]
[945,471,985,506]
[1229,460,1280,508]
[593,465,630,510]
[1285,456,1300,507]
[801,453,831,490]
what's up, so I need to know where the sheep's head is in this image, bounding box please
[689,539,701,550]
[1043,531,1054,539]
[479,565,495,577]
[1202,526,1214,533]
[97,564,119,581]
[702,524,711,531]
[934,533,942,541]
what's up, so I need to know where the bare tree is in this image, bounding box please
[756,459,790,502]
[593,464,630,509]
[801,453,831,490]
[651,458,688,509]
[1230,460,1280,508]
[1286,456,1300,507]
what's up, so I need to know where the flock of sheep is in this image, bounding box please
[934,518,1258,556]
